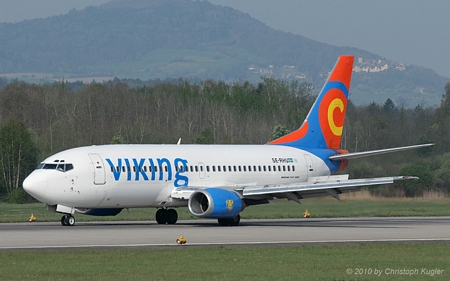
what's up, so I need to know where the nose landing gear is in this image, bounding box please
[61,214,75,226]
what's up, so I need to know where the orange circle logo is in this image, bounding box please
[319,88,347,149]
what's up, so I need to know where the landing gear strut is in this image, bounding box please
[218,214,240,226]
[155,209,178,224]
[61,214,75,226]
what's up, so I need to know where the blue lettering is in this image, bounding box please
[133,158,149,181]
[174,158,189,187]
[157,158,172,181]
[124,158,132,181]
[106,158,122,181]
[106,157,189,184]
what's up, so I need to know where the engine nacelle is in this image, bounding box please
[188,188,243,218]
[75,208,123,216]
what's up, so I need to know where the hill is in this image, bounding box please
[0,0,447,107]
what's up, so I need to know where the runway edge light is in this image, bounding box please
[176,233,187,245]
[29,213,36,222]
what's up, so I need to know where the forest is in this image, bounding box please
[1,77,450,202]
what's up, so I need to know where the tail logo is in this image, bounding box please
[319,85,348,149]
[328,98,345,136]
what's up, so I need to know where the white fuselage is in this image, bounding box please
[23,144,331,209]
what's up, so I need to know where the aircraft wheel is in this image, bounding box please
[67,215,76,226]
[155,209,167,224]
[218,218,228,226]
[229,214,240,226]
[218,215,240,226]
[167,209,178,224]
[61,215,68,226]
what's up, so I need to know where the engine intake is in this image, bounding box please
[188,188,243,218]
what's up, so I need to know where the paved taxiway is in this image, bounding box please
[2,217,450,251]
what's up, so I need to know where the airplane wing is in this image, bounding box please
[172,174,416,203]
[237,175,416,203]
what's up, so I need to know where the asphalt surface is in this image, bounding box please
[2,217,450,251]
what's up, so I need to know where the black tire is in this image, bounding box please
[166,209,178,224]
[61,215,68,226]
[218,215,240,226]
[155,209,167,224]
[218,218,229,226]
[228,214,240,226]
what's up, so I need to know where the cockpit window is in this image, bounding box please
[42,164,58,170]
[38,163,74,172]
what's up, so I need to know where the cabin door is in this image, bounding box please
[89,153,106,185]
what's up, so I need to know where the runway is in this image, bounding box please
[2,217,450,251]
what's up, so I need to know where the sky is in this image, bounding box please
[0,0,449,78]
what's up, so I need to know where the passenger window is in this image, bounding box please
[238,166,242,172]
[218,166,221,172]
[278,166,281,172]
[283,166,286,172]
[206,166,210,172]
[233,166,236,172]
[195,166,199,172]
[243,166,246,172]
[287,166,290,172]
[268,166,271,172]
[263,166,266,172]
[292,165,295,171]
[258,166,261,172]
[164,166,168,172]
[190,166,194,172]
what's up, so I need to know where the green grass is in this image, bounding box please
[1,244,448,280]
[2,197,450,223]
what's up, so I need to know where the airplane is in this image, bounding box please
[23,55,433,226]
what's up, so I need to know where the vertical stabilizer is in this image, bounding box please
[269,55,354,149]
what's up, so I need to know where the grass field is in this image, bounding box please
[1,244,448,280]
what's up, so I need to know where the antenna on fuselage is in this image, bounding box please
[177,138,181,145]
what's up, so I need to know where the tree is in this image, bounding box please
[271,125,290,141]
[0,120,38,202]
[196,128,214,144]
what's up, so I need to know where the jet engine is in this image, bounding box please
[188,188,243,218]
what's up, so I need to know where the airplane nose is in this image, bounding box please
[23,171,47,202]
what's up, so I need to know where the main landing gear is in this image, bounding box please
[61,214,75,226]
[218,214,240,226]
[155,208,178,224]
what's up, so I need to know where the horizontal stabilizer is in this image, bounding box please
[329,143,434,161]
